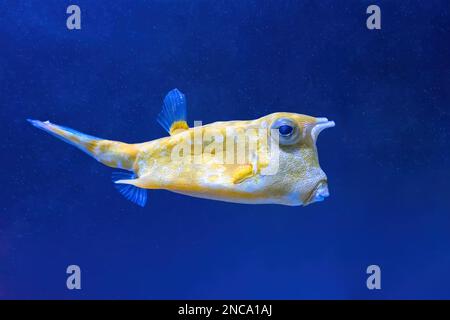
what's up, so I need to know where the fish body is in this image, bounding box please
[28,89,335,207]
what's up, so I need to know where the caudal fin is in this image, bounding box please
[28,119,138,170]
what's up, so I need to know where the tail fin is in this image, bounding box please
[28,119,138,170]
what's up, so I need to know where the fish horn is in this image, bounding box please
[311,117,335,142]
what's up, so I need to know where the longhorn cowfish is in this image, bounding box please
[28,89,335,207]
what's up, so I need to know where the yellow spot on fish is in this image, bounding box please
[232,164,254,184]
[169,120,189,135]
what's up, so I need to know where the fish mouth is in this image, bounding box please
[304,180,329,206]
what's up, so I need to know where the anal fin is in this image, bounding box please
[112,172,147,207]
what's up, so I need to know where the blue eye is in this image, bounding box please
[271,118,301,145]
[278,125,293,136]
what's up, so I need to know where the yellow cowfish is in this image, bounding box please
[28,89,335,207]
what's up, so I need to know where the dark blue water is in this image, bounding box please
[1,1,450,299]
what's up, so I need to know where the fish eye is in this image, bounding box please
[278,124,293,136]
[271,118,301,145]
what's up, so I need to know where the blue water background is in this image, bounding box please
[1,1,450,298]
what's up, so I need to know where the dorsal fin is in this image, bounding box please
[156,89,189,135]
